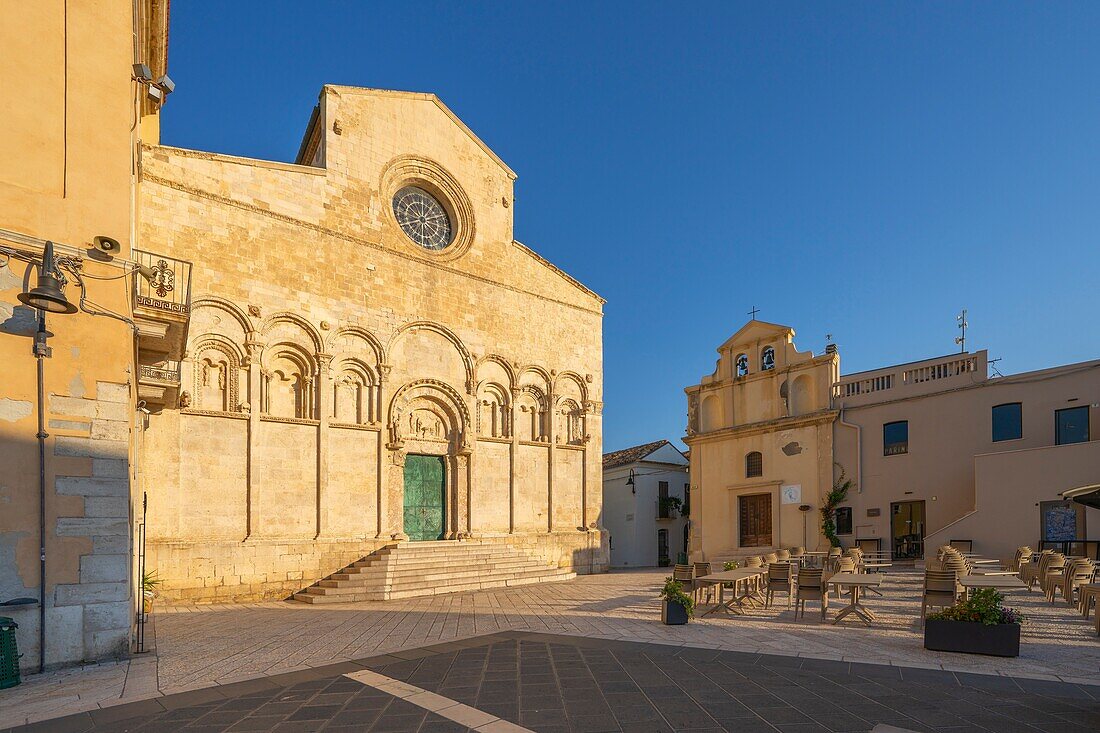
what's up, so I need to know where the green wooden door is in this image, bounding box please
[403,455,446,541]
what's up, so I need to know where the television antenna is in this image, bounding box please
[955,309,968,353]
[989,357,1004,378]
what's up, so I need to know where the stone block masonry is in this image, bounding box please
[139,87,608,603]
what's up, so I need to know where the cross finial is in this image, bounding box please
[748,306,760,321]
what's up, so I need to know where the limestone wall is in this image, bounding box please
[138,87,607,602]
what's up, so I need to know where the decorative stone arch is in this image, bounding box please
[518,364,552,389]
[699,393,722,432]
[554,397,584,445]
[475,354,516,389]
[261,312,323,355]
[388,321,475,394]
[260,341,318,419]
[554,370,588,402]
[189,334,245,412]
[387,379,472,452]
[514,384,548,442]
[189,297,254,347]
[331,357,379,424]
[476,380,511,437]
[326,326,385,368]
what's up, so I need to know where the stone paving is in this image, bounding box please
[2,568,1098,729]
[5,632,1100,733]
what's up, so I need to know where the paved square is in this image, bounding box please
[2,569,1099,730]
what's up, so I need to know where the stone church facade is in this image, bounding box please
[138,86,607,602]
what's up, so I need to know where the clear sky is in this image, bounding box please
[162,2,1099,453]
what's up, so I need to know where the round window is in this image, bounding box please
[392,186,453,251]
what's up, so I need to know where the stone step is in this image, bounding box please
[321,565,571,589]
[290,541,575,604]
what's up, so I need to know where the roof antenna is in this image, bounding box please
[989,357,1004,378]
[955,309,968,353]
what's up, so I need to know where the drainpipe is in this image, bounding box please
[34,311,49,673]
[838,407,862,493]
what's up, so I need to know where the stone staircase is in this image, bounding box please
[292,540,576,604]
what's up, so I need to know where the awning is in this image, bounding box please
[1062,483,1100,510]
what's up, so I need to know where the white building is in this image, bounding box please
[602,440,690,568]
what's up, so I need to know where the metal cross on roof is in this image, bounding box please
[748,306,760,320]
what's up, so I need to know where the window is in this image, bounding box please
[992,402,1022,442]
[883,420,908,456]
[1056,406,1090,445]
[658,481,670,518]
[835,507,853,536]
[746,451,763,478]
[761,346,776,371]
[736,353,749,377]
[683,483,690,516]
[657,529,669,564]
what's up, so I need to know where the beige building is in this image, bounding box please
[684,322,839,560]
[0,1,169,670]
[137,86,608,603]
[1,0,605,673]
[687,321,1099,566]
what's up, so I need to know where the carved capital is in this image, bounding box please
[582,400,604,416]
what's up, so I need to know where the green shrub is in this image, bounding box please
[927,588,1024,626]
[660,577,696,618]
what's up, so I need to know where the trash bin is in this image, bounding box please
[676,552,688,565]
[0,616,19,689]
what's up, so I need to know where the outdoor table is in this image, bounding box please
[959,574,1026,599]
[965,558,1001,565]
[827,572,883,625]
[695,568,767,616]
[803,551,829,568]
[860,561,892,594]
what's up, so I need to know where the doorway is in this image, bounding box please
[739,493,772,548]
[891,500,925,560]
[403,454,446,541]
[657,529,669,566]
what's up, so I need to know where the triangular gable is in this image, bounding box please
[718,320,794,352]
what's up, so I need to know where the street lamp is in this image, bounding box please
[626,468,636,494]
[17,241,77,314]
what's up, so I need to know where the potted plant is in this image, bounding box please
[722,560,739,590]
[924,588,1023,657]
[659,577,695,625]
[142,570,162,616]
[658,496,683,518]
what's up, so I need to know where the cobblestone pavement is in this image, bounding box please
[2,568,1098,728]
[5,632,1100,733]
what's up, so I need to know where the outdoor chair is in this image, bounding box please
[765,561,796,609]
[1080,583,1100,619]
[828,556,855,598]
[1009,546,1033,573]
[776,549,791,562]
[694,562,716,604]
[1058,559,1093,606]
[743,555,763,568]
[764,552,779,564]
[1040,554,1068,603]
[790,546,805,558]
[795,567,828,620]
[673,564,695,597]
[922,570,960,623]
[828,546,842,559]
[1021,549,1054,587]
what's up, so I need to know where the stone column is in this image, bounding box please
[315,353,333,538]
[509,387,520,534]
[243,337,263,540]
[546,385,556,533]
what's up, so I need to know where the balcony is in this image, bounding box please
[832,351,987,407]
[132,249,192,360]
[138,358,181,407]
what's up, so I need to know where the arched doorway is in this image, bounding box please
[403,454,446,541]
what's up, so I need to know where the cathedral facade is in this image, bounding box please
[138,86,607,602]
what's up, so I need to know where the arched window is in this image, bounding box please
[736,353,749,377]
[746,451,763,478]
[761,347,776,371]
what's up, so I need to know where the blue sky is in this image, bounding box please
[162,2,1099,452]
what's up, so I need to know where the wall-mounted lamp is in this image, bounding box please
[17,241,77,314]
[626,468,636,494]
[132,62,175,103]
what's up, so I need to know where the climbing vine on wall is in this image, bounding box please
[821,463,853,547]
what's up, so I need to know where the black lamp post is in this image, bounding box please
[626,468,636,494]
[15,240,77,674]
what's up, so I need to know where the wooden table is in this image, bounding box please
[827,572,883,625]
[959,574,1026,599]
[695,568,767,616]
